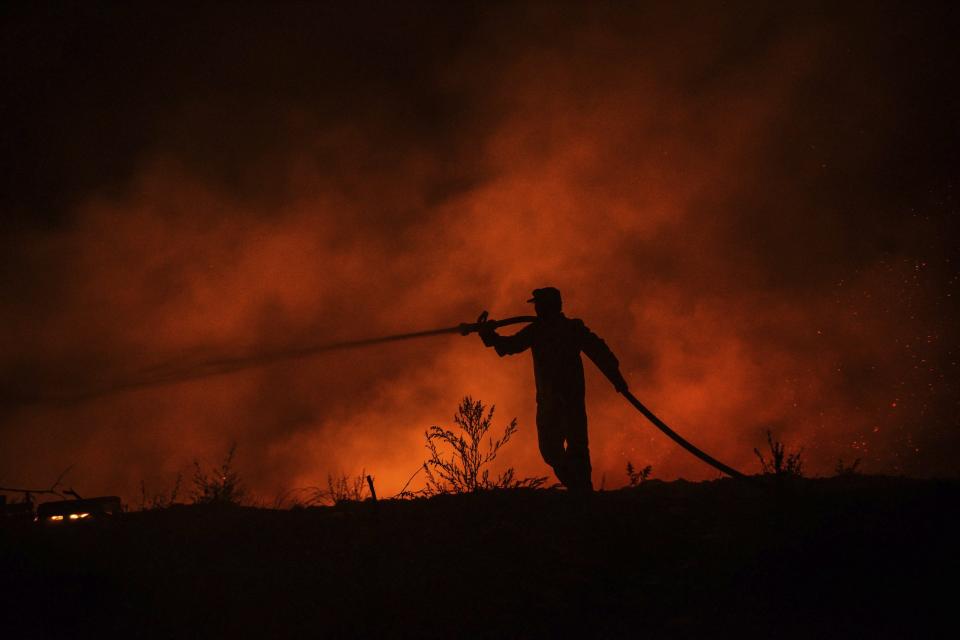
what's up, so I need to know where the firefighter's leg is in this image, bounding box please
[536,405,568,486]
[562,405,593,492]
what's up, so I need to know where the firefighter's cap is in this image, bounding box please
[527,287,562,305]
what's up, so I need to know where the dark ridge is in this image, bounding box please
[2,476,955,638]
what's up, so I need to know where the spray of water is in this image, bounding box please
[11,317,536,406]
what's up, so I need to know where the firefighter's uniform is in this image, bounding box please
[479,299,626,492]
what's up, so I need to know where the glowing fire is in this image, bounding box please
[47,512,90,523]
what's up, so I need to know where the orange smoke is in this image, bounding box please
[1,3,957,502]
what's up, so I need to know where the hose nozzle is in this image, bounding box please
[459,314,537,336]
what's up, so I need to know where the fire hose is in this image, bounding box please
[618,390,751,481]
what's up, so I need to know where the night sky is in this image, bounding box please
[2,1,957,501]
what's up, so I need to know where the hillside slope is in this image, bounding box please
[2,476,956,638]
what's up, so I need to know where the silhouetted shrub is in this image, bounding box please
[626,461,652,487]
[270,487,316,509]
[422,396,546,495]
[191,443,246,506]
[754,430,803,477]
[139,473,182,510]
[834,457,862,477]
[312,470,370,506]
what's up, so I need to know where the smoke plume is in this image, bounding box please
[1,2,957,500]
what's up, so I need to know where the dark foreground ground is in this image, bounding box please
[2,476,957,639]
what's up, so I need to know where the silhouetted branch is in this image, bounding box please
[191,444,246,506]
[754,430,803,477]
[626,461,652,487]
[0,464,76,499]
[312,470,370,505]
[392,465,424,499]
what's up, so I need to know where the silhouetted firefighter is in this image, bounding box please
[476,287,628,492]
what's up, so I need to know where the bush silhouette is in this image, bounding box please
[834,457,862,477]
[139,473,182,510]
[312,471,370,506]
[626,461,652,487]
[191,443,246,506]
[754,430,804,477]
[421,396,546,495]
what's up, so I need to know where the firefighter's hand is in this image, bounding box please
[477,310,498,332]
[477,310,497,346]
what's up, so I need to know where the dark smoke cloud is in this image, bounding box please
[2,2,958,501]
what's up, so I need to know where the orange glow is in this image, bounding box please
[0,4,954,503]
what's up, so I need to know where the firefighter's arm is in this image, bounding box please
[477,312,533,356]
[579,322,629,393]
